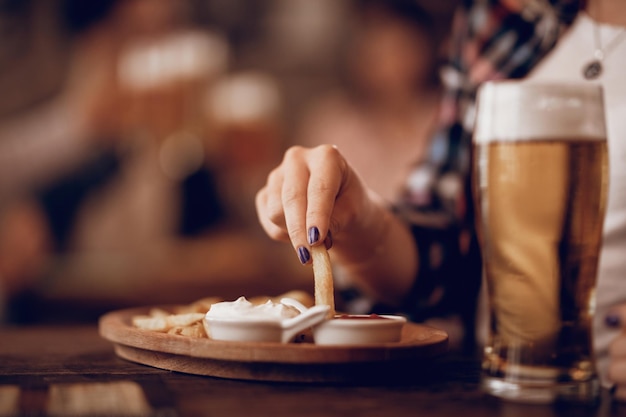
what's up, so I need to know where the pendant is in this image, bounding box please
[583,60,602,80]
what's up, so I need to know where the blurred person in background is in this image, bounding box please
[297,0,441,204]
[0,0,311,323]
[294,0,465,343]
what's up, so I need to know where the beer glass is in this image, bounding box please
[473,81,608,403]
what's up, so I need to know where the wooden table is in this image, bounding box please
[0,325,624,417]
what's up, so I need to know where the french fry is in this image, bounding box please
[132,315,169,332]
[166,313,205,328]
[167,322,207,338]
[311,245,335,318]
[133,312,204,333]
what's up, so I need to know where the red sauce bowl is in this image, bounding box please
[312,314,407,345]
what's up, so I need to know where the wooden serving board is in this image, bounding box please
[99,306,448,383]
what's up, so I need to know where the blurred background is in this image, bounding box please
[0,0,456,324]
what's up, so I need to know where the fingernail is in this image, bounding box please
[324,231,333,250]
[308,227,320,245]
[297,246,311,264]
[605,313,622,328]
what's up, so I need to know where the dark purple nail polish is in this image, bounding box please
[297,246,311,264]
[308,227,320,245]
[605,313,622,328]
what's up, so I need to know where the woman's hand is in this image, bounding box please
[256,145,368,261]
[607,304,626,401]
[255,144,419,305]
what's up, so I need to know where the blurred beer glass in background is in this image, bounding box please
[204,71,284,222]
[473,82,608,403]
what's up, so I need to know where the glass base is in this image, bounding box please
[482,375,600,404]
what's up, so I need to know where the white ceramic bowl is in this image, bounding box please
[312,314,407,345]
[204,303,330,343]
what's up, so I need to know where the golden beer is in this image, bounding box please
[473,82,608,403]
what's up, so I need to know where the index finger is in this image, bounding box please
[304,145,347,246]
[280,148,314,263]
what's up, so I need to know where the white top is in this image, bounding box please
[528,12,626,387]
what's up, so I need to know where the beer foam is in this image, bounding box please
[474,81,606,144]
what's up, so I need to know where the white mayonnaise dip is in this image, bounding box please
[205,297,300,321]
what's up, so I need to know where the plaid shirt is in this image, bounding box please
[340,0,581,352]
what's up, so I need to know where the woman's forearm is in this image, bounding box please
[329,193,419,307]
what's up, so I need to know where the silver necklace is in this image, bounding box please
[583,17,626,80]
